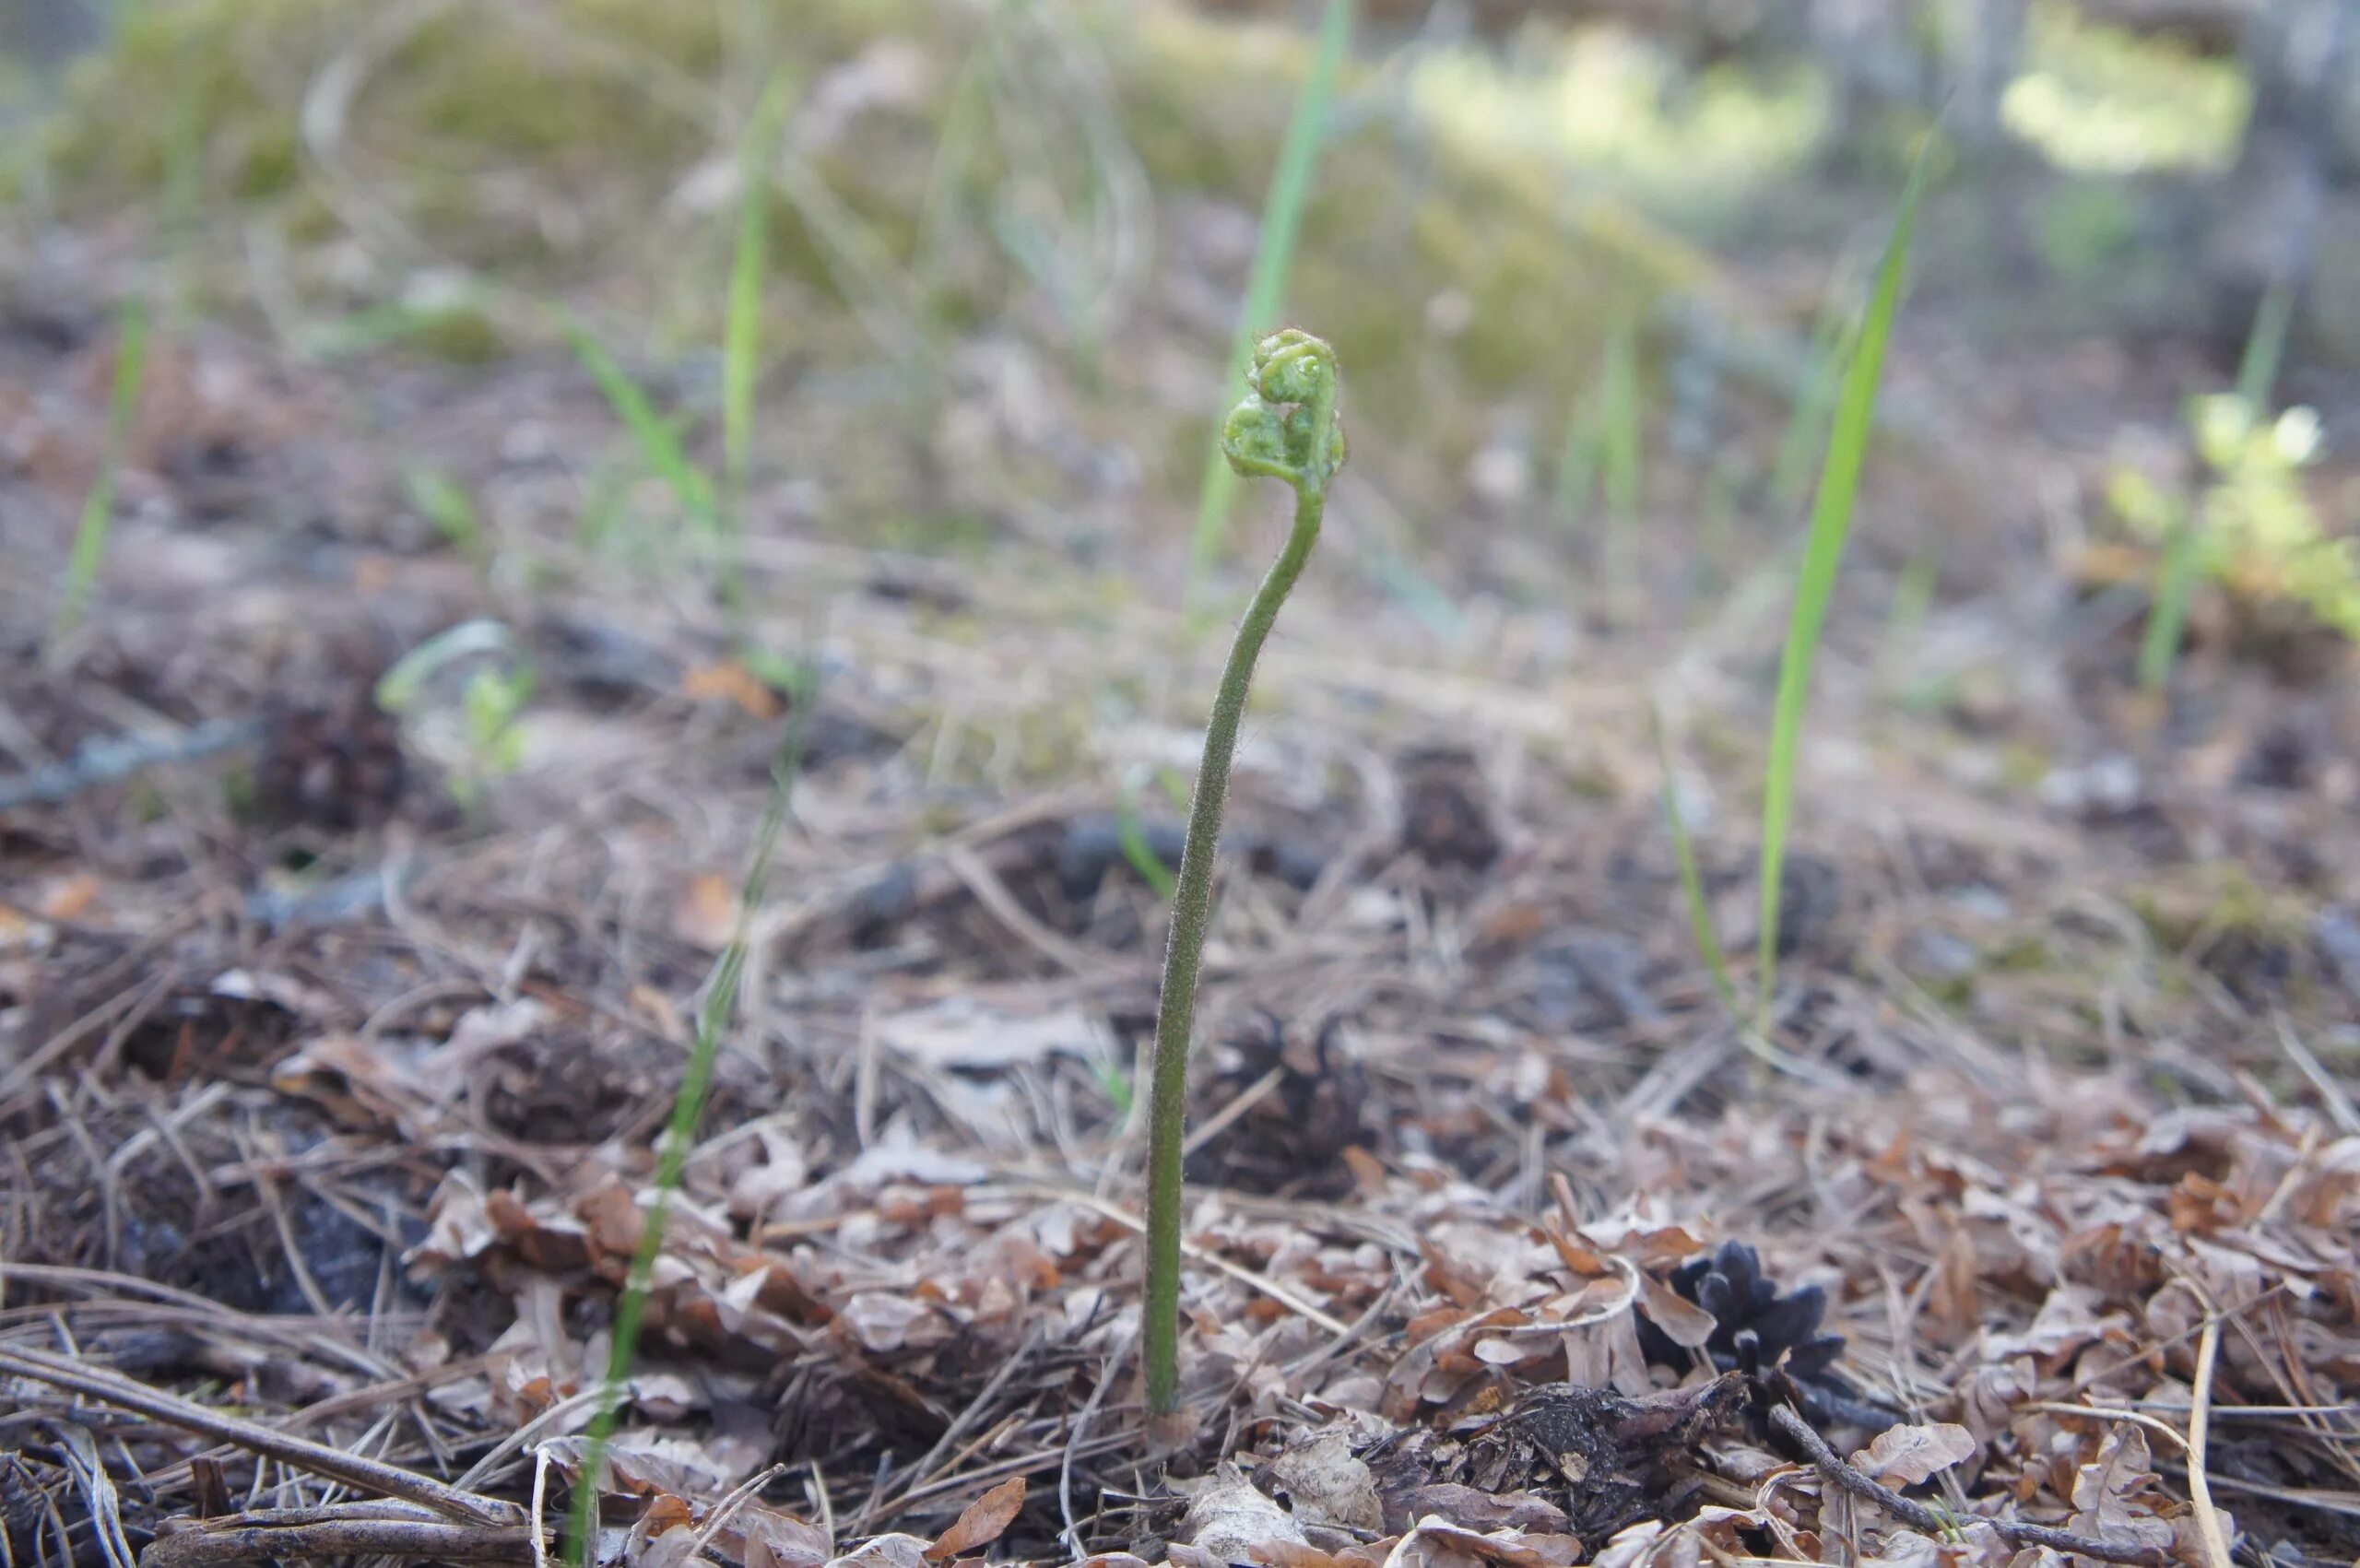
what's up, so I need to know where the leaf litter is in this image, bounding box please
[6,8,2360,1568]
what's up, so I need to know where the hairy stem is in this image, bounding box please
[1144,481,1328,1418]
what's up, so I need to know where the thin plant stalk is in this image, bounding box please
[2140,501,2201,693]
[1652,710,1740,1020]
[1753,141,1932,1032]
[1147,331,1345,1425]
[563,317,719,535]
[1599,305,1642,588]
[1184,0,1353,616]
[721,70,796,621]
[2235,282,2295,416]
[2142,283,2295,693]
[564,686,810,1568]
[55,298,151,642]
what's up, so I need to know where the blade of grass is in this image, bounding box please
[1116,776,1177,899]
[1599,304,1643,588]
[725,71,796,519]
[2139,500,2201,693]
[2235,281,2295,416]
[1599,306,1642,526]
[564,669,812,1568]
[2143,286,2292,693]
[1184,0,1353,617]
[1652,710,1740,1021]
[1770,302,1860,515]
[1754,138,1932,1032]
[55,297,151,643]
[1552,393,1601,530]
[563,317,718,536]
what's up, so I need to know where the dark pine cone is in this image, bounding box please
[1638,1241,1894,1432]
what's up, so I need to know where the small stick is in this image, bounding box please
[2185,1320,2236,1568]
[0,1347,522,1527]
[0,717,264,812]
[143,1512,536,1568]
[1768,1404,2167,1568]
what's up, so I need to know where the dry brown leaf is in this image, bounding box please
[676,872,743,952]
[1251,1541,1342,1568]
[827,1535,931,1568]
[1634,1273,1718,1349]
[2067,1426,2176,1550]
[1181,1466,1309,1562]
[925,1477,1024,1562]
[1852,1423,1977,1488]
[682,660,785,719]
[721,1503,832,1568]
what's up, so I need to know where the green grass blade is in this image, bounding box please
[1185,0,1353,613]
[1552,395,1600,530]
[1116,778,1177,899]
[1753,138,1933,1031]
[720,72,796,622]
[563,317,718,536]
[564,670,812,1568]
[1599,307,1642,527]
[1770,303,1860,515]
[1653,712,1740,1022]
[56,297,151,642]
[2235,281,2295,416]
[2140,504,2201,692]
[726,72,795,507]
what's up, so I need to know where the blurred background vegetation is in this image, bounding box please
[4,0,2358,722]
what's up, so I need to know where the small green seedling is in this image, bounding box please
[1652,711,1740,1021]
[565,692,811,1568]
[1146,329,1346,1431]
[1186,0,1354,615]
[55,297,151,643]
[374,620,535,811]
[1752,138,1930,1032]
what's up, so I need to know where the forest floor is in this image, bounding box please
[5,6,2360,1568]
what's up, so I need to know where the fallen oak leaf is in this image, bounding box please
[1852,1423,1976,1489]
[2068,1426,2176,1550]
[925,1477,1024,1562]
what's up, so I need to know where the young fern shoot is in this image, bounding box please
[1145,330,1346,1429]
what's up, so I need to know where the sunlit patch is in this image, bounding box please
[2000,0,2249,175]
[1405,28,1833,198]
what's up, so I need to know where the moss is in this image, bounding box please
[43,0,344,201]
[2130,863,2308,954]
[33,0,1718,467]
[406,306,507,364]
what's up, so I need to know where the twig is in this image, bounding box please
[1013,1185,1350,1336]
[1061,1330,1134,1562]
[0,1347,522,1527]
[2185,1321,2236,1568]
[0,717,264,812]
[1768,1404,2167,1568]
[142,1506,537,1568]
